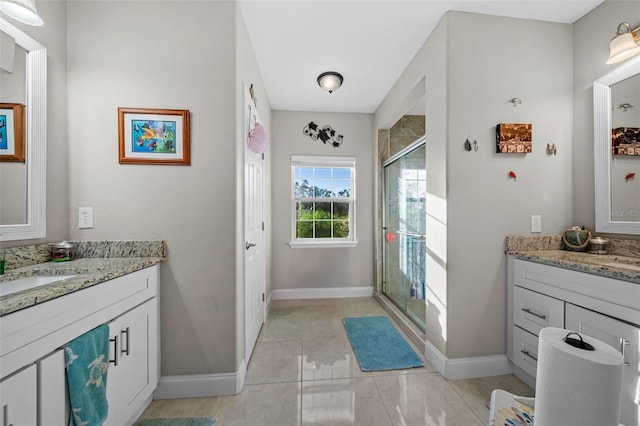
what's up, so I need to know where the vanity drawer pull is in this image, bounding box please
[121,327,130,356]
[109,336,118,366]
[521,349,538,362]
[521,307,546,320]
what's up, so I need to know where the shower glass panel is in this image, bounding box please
[383,142,426,330]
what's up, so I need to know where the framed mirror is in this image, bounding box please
[0,18,46,241]
[594,55,640,235]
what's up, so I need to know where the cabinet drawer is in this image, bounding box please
[514,286,564,335]
[513,326,539,378]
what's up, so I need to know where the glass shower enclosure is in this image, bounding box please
[382,140,426,330]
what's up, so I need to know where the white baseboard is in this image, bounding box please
[271,286,373,300]
[425,340,513,380]
[154,358,246,399]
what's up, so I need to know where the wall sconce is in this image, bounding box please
[317,71,343,93]
[606,22,640,64]
[0,0,44,26]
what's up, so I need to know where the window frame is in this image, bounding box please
[289,155,357,248]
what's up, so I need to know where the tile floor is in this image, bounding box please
[136,297,533,426]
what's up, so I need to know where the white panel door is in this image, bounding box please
[244,87,266,362]
[38,349,67,425]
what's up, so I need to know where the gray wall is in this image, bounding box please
[573,0,640,236]
[271,111,374,291]
[375,11,574,359]
[375,16,449,354]
[234,3,273,366]
[446,12,573,358]
[67,0,271,376]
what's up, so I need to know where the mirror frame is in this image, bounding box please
[0,18,46,241]
[594,55,640,235]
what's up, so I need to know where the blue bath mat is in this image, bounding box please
[343,316,424,372]
[135,418,216,426]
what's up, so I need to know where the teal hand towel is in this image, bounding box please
[65,324,110,426]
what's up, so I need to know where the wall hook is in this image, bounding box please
[464,137,478,152]
[546,141,557,155]
[509,98,522,107]
[625,172,636,181]
[508,171,517,181]
[618,103,634,112]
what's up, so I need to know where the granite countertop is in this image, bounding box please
[508,249,640,284]
[505,235,640,284]
[0,240,165,316]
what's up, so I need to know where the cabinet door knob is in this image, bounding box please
[521,307,546,320]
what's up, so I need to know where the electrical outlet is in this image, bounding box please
[531,215,542,233]
[79,207,94,229]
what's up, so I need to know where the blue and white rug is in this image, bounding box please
[343,316,424,372]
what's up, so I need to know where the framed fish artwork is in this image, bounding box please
[118,107,190,165]
[0,103,25,162]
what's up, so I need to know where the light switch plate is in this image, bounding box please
[79,207,94,228]
[531,215,542,233]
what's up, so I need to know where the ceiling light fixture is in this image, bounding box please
[317,71,343,93]
[606,22,640,64]
[0,0,43,26]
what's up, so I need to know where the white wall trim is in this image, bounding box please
[155,360,247,399]
[236,358,247,394]
[154,373,237,399]
[425,340,513,380]
[271,286,373,300]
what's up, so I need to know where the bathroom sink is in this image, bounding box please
[0,275,76,297]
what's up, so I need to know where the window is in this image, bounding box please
[290,155,356,248]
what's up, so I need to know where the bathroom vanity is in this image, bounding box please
[0,242,164,426]
[506,245,640,426]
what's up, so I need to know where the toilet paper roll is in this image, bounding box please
[535,327,624,426]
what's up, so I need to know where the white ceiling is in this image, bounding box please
[239,0,604,114]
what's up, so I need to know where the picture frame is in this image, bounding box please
[0,103,26,162]
[496,123,532,154]
[611,127,640,156]
[118,107,190,165]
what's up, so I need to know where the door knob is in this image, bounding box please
[246,242,257,250]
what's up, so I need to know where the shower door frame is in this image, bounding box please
[381,137,426,330]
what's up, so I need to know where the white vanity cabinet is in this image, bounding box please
[105,298,158,426]
[507,257,640,426]
[0,264,160,426]
[0,363,37,426]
